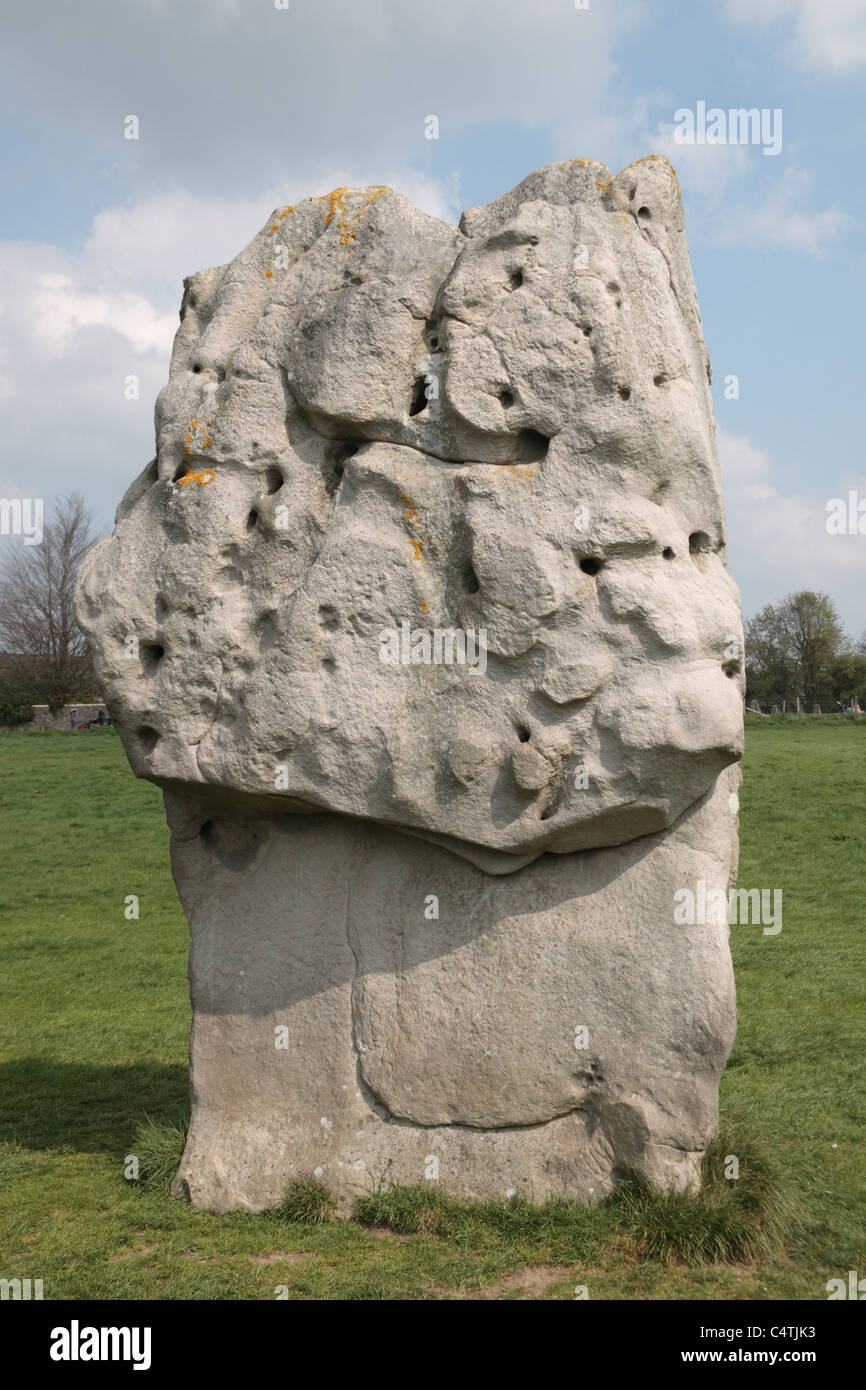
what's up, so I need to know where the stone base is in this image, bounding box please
[166,769,739,1213]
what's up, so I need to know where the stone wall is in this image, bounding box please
[30,703,110,731]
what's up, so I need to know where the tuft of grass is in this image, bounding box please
[354,1130,787,1267]
[355,1186,613,1262]
[355,1183,449,1236]
[610,1133,786,1265]
[276,1179,337,1225]
[129,1115,187,1194]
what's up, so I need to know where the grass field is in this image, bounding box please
[1,719,864,1300]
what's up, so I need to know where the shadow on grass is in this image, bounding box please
[0,1060,189,1153]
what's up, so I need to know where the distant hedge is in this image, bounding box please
[0,701,31,726]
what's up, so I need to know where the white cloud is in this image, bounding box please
[709,169,851,257]
[719,429,866,633]
[0,0,640,200]
[0,170,462,532]
[640,121,849,257]
[642,120,752,199]
[725,0,866,73]
[82,173,463,304]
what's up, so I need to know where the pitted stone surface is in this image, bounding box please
[76,159,744,872]
[77,159,744,1210]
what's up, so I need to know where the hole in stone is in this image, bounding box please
[138,726,159,755]
[637,206,651,220]
[607,281,620,294]
[256,612,277,652]
[582,325,592,337]
[463,564,480,594]
[516,429,549,461]
[618,386,631,401]
[724,665,737,679]
[517,725,531,743]
[580,557,603,576]
[662,547,675,560]
[140,642,164,673]
[247,509,259,532]
[409,376,428,416]
[653,374,665,387]
[539,803,556,821]
[499,390,514,409]
[326,443,358,495]
[689,531,711,555]
[265,466,283,495]
[200,820,214,843]
[509,268,524,290]
[429,336,439,350]
[172,463,190,482]
[192,363,202,374]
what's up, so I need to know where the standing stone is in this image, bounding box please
[76,158,744,1210]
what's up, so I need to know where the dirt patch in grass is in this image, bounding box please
[470,1265,575,1299]
[249,1252,312,1266]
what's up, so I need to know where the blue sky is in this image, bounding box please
[1,0,864,636]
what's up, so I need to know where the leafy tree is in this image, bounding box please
[829,651,866,708]
[745,591,847,706]
[744,602,796,703]
[778,591,846,705]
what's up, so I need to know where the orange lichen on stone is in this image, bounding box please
[184,414,216,458]
[177,468,216,488]
[270,205,295,232]
[397,486,429,562]
[265,271,274,278]
[320,186,392,246]
[491,464,534,481]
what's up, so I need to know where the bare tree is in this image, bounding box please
[0,494,98,710]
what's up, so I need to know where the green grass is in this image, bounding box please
[0,723,864,1299]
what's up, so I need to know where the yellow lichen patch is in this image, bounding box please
[490,464,535,481]
[265,270,274,279]
[177,468,216,488]
[270,205,295,232]
[397,486,429,563]
[321,186,392,246]
[567,157,604,169]
[184,414,217,459]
